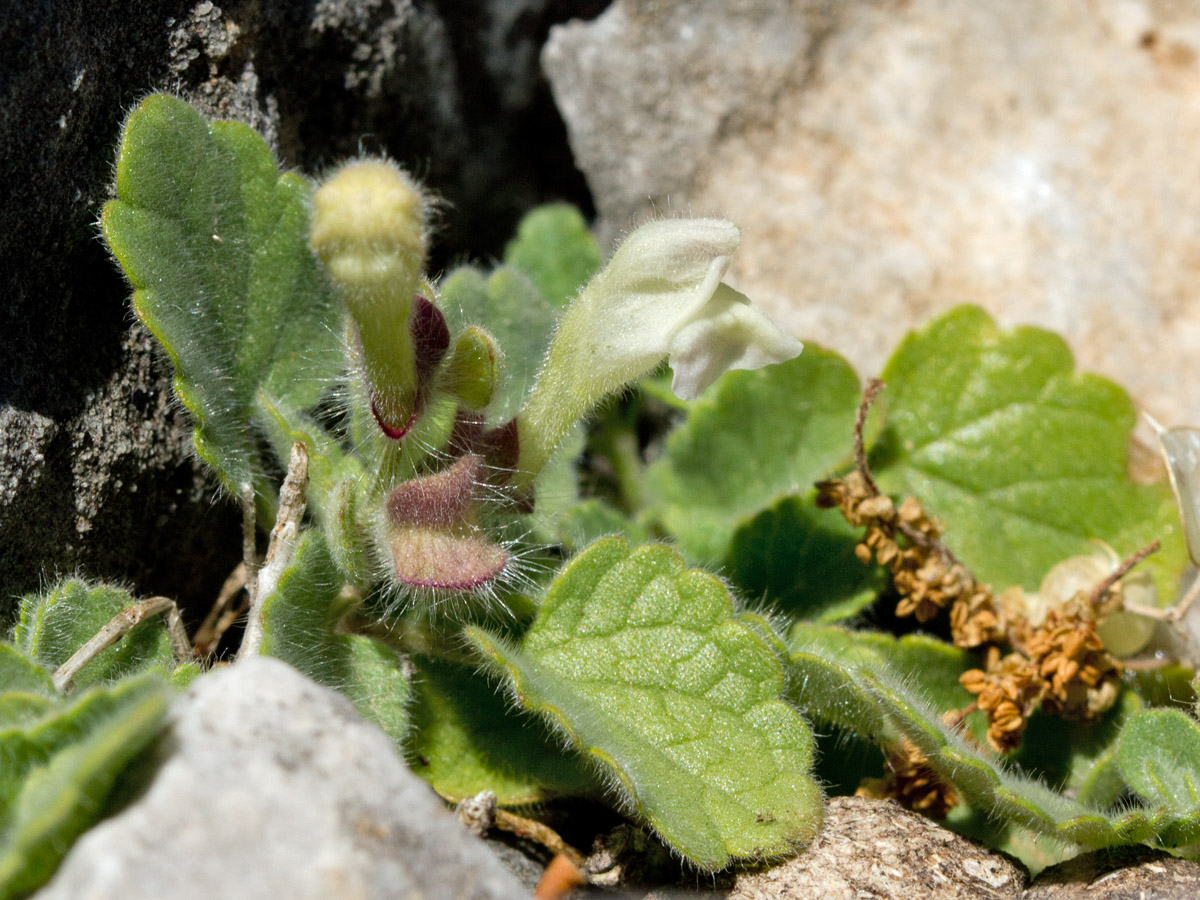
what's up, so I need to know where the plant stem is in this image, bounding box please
[237,442,309,662]
[53,596,191,692]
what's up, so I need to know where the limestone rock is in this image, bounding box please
[727,796,1025,900]
[33,657,530,900]
[1025,845,1200,899]
[546,0,1200,427]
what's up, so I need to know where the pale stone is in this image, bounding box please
[728,796,1024,899]
[33,658,528,900]
[546,0,1200,427]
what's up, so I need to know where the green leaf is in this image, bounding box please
[503,204,600,308]
[468,536,823,870]
[0,644,55,697]
[787,623,976,741]
[259,530,410,745]
[787,625,1200,857]
[1014,690,1140,811]
[440,265,558,422]
[101,94,341,498]
[1118,709,1200,814]
[644,346,861,564]
[0,675,170,898]
[871,306,1186,595]
[554,499,653,554]
[728,493,883,623]
[406,655,597,805]
[14,581,174,691]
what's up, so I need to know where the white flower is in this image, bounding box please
[517,218,802,478]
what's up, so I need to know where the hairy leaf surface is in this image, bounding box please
[469,536,823,870]
[259,531,410,745]
[101,94,340,498]
[14,580,175,690]
[407,655,597,805]
[645,346,861,565]
[871,306,1186,595]
[0,674,170,898]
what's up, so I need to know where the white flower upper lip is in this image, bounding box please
[587,217,802,400]
[516,216,803,479]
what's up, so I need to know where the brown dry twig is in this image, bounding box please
[53,595,192,692]
[493,809,585,869]
[816,379,999,640]
[237,442,309,662]
[192,562,249,660]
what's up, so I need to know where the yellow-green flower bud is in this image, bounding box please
[441,327,499,411]
[310,159,430,436]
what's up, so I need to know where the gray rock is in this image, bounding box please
[727,796,1025,900]
[545,0,1200,427]
[0,0,601,618]
[1025,844,1200,899]
[33,657,530,900]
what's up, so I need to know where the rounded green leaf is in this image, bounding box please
[1118,708,1200,812]
[872,306,1186,596]
[503,204,600,308]
[406,655,597,805]
[468,536,823,870]
[102,94,341,497]
[645,345,862,564]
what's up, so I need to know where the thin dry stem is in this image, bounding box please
[1086,540,1160,608]
[493,809,585,868]
[192,562,248,660]
[1125,567,1200,624]
[53,595,191,692]
[237,442,309,661]
[241,483,259,604]
[854,378,885,496]
[852,378,963,568]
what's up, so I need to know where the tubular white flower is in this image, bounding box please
[516,218,802,481]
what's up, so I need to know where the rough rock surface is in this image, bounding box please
[1025,845,1200,899]
[33,657,530,900]
[727,796,1025,899]
[0,0,604,618]
[545,0,1200,427]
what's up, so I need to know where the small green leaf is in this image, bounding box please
[554,499,652,554]
[441,266,559,422]
[259,530,410,745]
[644,346,861,564]
[407,655,597,805]
[14,581,174,691]
[1118,709,1200,813]
[503,204,600,308]
[101,94,341,498]
[728,493,883,623]
[871,306,1186,595]
[0,675,170,898]
[468,536,823,870]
